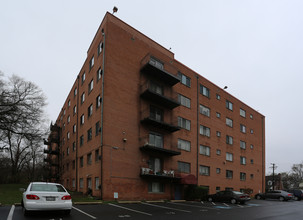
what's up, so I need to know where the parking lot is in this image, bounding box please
[1,199,303,220]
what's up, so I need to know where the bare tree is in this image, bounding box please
[0,73,48,182]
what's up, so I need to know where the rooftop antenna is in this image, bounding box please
[113,6,118,14]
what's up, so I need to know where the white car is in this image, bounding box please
[21,182,72,216]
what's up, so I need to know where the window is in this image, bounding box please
[67,132,70,139]
[150,81,163,95]
[80,157,83,167]
[81,92,85,104]
[74,87,77,96]
[178,94,191,108]
[216,112,221,118]
[240,141,246,149]
[80,135,84,146]
[88,79,94,93]
[200,104,210,117]
[72,179,75,188]
[148,182,164,193]
[149,133,163,148]
[68,100,71,107]
[216,149,221,155]
[240,172,246,181]
[240,124,246,133]
[226,170,233,179]
[150,106,163,121]
[150,57,164,70]
[226,118,233,127]
[98,42,103,55]
[72,160,75,169]
[95,121,100,136]
[216,187,220,192]
[226,135,233,145]
[95,177,99,190]
[250,129,254,134]
[89,56,94,70]
[87,153,92,165]
[67,115,70,123]
[250,174,254,179]
[200,145,210,156]
[250,114,253,119]
[216,94,221,100]
[178,72,191,87]
[67,147,70,155]
[240,108,246,117]
[226,153,233,162]
[97,68,102,81]
[216,131,221,137]
[216,168,221,174]
[79,178,83,188]
[200,85,210,98]
[178,161,190,173]
[95,149,99,162]
[178,139,191,151]
[240,156,246,165]
[250,144,254,149]
[73,105,77,114]
[81,72,85,84]
[73,124,76,133]
[88,104,93,117]
[63,108,66,115]
[199,165,210,176]
[226,100,233,111]
[148,157,162,173]
[87,128,92,141]
[200,125,210,137]
[178,117,191,131]
[96,95,102,108]
[80,114,85,125]
[251,159,254,164]
[72,142,76,152]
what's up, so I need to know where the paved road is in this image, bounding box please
[1,199,303,220]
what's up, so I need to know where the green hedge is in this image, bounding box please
[184,185,208,201]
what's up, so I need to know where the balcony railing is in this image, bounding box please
[139,136,181,156]
[140,81,180,109]
[140,54,180,86]
[140,167,181,180]
[140,108,180,133]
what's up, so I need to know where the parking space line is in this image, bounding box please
[108,203,152,216]
[141,202,191,213]
[72,206,97,219]
[167,202,215,210]
[7,205,15,220]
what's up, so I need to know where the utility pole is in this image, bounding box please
[270,163,278,190]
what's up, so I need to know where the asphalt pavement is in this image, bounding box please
[1,199,303,220]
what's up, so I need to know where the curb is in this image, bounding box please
[14,203,21,206]
[118,201,141,204]
[145,200,165,203]
[170,200,186,203]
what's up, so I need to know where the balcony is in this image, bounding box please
[140,108,180,133]
[140,167,181,181]
[44,148,59,155]
[140,54,180,86]
[140,81,180,109]
[139,136,181,156]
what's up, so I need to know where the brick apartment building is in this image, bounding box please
[44,12,265,201]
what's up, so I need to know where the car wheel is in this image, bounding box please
[231,198,237,204]
[22,206,30,216]
[294,196,299,201]
[256,195,262,200]
[208,197,213,202]
[279,196,285,201]
[64,210,71,215]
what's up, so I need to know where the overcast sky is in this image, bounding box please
[1,0,302,174]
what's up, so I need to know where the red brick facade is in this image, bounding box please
[45,12,265,201]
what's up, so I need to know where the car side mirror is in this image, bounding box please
[19,188,25,192]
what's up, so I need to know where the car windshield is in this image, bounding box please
[30,184,66,192]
